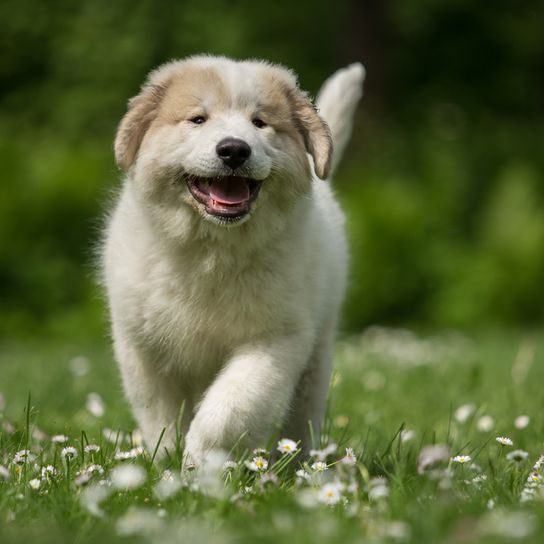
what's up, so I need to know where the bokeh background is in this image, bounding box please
[1,0,543,341]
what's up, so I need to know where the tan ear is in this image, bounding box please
[114,83,167,171]
[288,89,333,180]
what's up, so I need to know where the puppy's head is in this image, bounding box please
[115,56,332,231]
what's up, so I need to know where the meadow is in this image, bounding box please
[2,2,543,542]
[2,327,544,543]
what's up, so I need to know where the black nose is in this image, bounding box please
[216,138,251,170]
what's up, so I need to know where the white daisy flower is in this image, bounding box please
[110,464,146,490]
[527,472,542,484]
[311,461,328,472]
[41,465,58,479]
[80,483,110,517]
[514,415,530,429]
[32,428,48,441]
[74,471,92,487]
[417,444,450,474]
[452,455,472,464]
[277,438,298,455]
[87,464,105,475]
[252,448,268,455]
[368,481,390,501]
[295,469,311,483]
[309,443,338,461]
[317,482,342,505]
[115,447,144,461]
[84,444,101,454]
[496,436,513,446]
[400,429,416,443]
[223,460,237,470]
[86,393,106,418]
[341,447,357,466]
[69,355,90,376]
[61,446,78,459]
[103,427,123,444]
[51,434,69,444]
[507,450,529,463]
[476,415,495,432]
[154,471,182,500]
[259,472,279,487]
[533,455,544,471]
[455,403,476,423]
[12,450,35,465]
[0,465,10,480]
[29,478,41,490]
[245,456,268,472]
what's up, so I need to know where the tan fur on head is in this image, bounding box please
[287,89,333,180]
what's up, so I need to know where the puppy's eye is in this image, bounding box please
[252,118,266,129]
[189,116,206,125]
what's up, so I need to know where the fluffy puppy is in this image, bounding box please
[102,55,364,466]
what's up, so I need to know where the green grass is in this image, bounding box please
[2,328,544,543]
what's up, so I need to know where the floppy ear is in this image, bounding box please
[288,89,333,180]
[114,83,167,171]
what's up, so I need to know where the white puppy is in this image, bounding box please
[102,55,364,466]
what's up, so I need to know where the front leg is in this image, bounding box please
[183,333,312,466]
[114,340,192,458]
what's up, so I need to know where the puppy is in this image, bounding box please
[102,55,364,466]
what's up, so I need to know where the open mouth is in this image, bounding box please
[186,175,262,220]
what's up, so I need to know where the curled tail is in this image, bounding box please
[316,62,365,178]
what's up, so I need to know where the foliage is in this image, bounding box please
[1,0,543,335]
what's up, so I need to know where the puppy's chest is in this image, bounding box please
[140,252,289,369]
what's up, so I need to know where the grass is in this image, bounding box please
[1,327,544,543]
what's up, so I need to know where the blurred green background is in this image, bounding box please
[1,0,543,339]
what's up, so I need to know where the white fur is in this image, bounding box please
[102,56,364,466]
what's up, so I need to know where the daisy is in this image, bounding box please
[452,455,472,464]
[61,446,78,459]
[455,403,475,423]
[259,472,279,487]
[311,461,328,472]
[0,465,10,481]
[252,448,268,455]
[309,443,338,461]
[496,436,513,446]
[400,429,415,443]
[29,478,41,490]
[317,482,342,505]
[51,434,69,444]
[506,450,529,463]
[514,415,530,429]
[41,465,58,479]
[86,392,106,418]
[368,482,389,500]
[341,447,357,466]
[527,472,542,484]
[223,460,238,470]
[84,444,101,454]
[87,464,105,475]
[277,438,298,455]
[12,450,35,465]
[110,464,146,490]
[533,455,544,471]
[476,415,495,432]
[245,456,268,471]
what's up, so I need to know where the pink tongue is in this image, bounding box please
[209,177,250,205]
